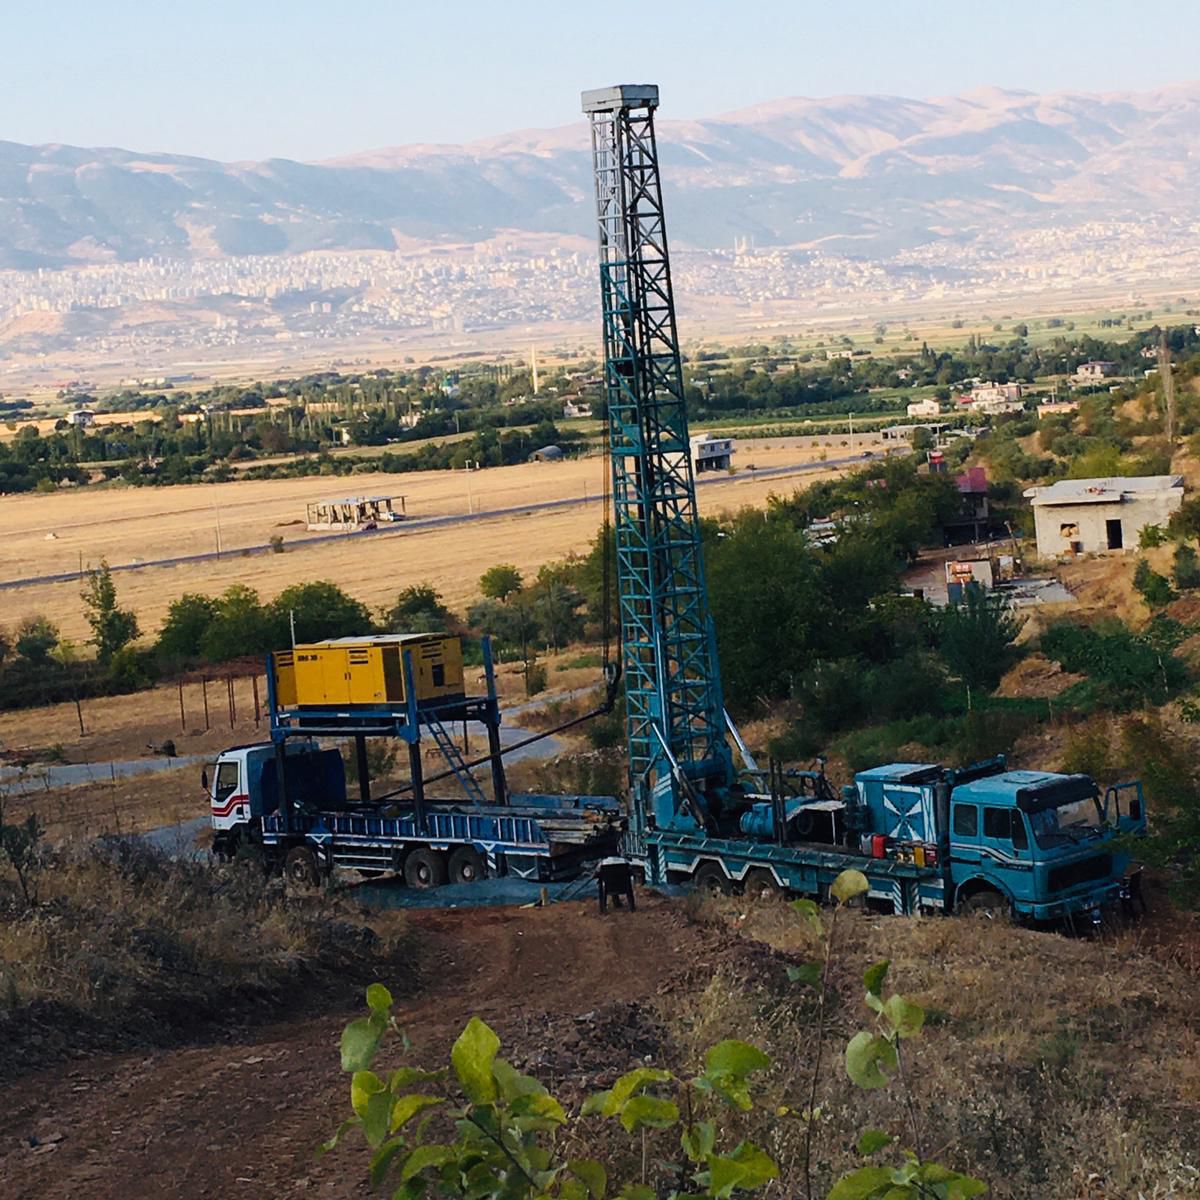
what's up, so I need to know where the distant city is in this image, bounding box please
[3,216,1198,371]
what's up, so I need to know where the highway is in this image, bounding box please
[0,451,891,592]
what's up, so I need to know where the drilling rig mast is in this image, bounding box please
[582,85,736,862]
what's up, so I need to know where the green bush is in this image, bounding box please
[1172,544,1200,590]
[935,584,1025,692]
[1133,558,1174,608]
[1041,617,1187,708]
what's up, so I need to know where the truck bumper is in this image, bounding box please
[1016,880,1122,923]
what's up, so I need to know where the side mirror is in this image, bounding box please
[201,769,209,792]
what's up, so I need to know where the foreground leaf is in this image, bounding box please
[846,1032,898,1090]
[451,1017,500,1105]
[832,869,869,904]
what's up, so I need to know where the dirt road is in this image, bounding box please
[0,897,734,1200]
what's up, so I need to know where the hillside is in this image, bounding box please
[3,82,1200,267]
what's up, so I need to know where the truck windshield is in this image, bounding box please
[1028,796,1103,848]
[213,761,240,805]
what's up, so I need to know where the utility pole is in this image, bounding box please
[214,506,223,558]
[464,460,476,514]
[1159,330,1176,447]
[848,411,855,453]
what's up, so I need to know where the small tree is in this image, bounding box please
[1133,558,1174,609]
[383,584,452,633]
[157,593,219,663]
[935,584,1025,694]
[1138,523,1167,550]
[14,616,60,665]
[51,638,87,735]
[1172,544,1200,590]
[81,560,139,663]
[479,564,524,603]
[0,797,44,908]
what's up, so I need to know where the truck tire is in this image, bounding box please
[961,888,1008,920]
[404,848,447,889]
[743,868,783,900]
[693,861,731,895]
[285,846,320,888]
[448,846,485,884]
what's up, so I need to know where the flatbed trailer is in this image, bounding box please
[208,637,625,888]
[261,793,622,884]
[651,830,943,915]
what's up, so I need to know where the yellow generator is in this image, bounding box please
[273,634,465,709]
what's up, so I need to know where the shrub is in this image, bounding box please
[1133,558,1174,608]
[1138,523,1167,549]
[1172,543,1200,589]
[1040,617,1186,708]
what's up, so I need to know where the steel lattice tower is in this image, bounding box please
[582,85,733,839]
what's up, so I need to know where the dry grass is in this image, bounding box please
[0,841,410,1078]
[2,767,203,843]
[666,896,1200,1199]
[3,440,855,642]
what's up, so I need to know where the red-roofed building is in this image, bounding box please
[942,467,992,545]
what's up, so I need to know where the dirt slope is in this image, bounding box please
[0,898,723,1200]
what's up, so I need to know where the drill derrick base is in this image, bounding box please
[582,83,741,867]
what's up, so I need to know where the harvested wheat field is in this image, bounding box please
[1,439,866,641]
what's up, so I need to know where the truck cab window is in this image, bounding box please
[983,807,1013,841]
[952,804,978,837]
[214,761,240,804]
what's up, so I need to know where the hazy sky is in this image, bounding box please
[6,0,1199,161]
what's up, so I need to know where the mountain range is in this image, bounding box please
[2,82,1200,270]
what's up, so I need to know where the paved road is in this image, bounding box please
[0,753,207,796]
[0,452,888,591]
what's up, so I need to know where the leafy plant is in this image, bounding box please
[330,870,986,1200]
[328,984,778,1200]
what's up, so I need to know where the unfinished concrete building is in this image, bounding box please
[1023,475,1184,557]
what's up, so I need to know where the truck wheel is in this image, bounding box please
[285,846,320,888]
[404,848,447,889]
[693,861,731,895]
[962,889,1008,920]
[743,868,782,901]
[448,846,485,884]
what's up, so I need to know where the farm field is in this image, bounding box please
[0,435,873,641]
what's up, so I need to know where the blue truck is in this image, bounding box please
[647,757,1147,924]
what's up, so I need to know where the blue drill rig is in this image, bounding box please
[583,84,1146,922]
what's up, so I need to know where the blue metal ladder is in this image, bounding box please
[425,716,488,807]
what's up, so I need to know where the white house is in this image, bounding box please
[65,408,96,428]
[1023,475,1184,557]
[691,433,734,472]
[1074,361,1119,382]
[906,398,942,418]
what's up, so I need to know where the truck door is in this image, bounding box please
[950,801,981,865]
[981,805,1031,898]
[211,759,244,824]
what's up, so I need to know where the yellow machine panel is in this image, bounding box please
[272,635,464,709]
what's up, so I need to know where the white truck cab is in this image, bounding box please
[206,739,321,856]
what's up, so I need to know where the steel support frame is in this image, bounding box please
[586,92,732,838]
